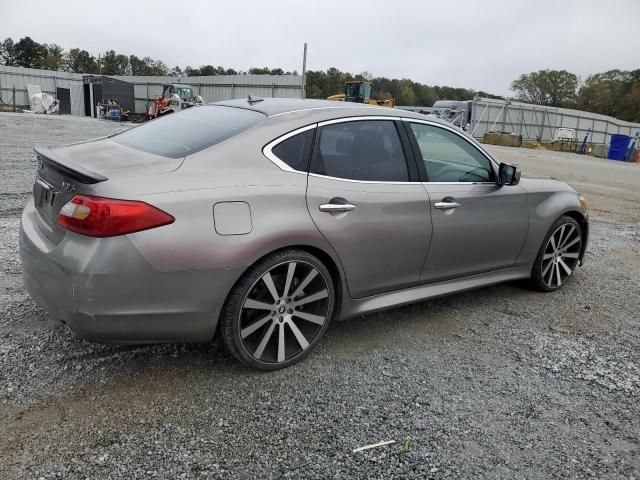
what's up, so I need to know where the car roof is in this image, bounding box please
[213,97,408,118]
[211,98,460,132]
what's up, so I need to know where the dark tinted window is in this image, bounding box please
[271,128,315,171]
[312,120,409,181]
[113,106,266,158]
[409,123,494,182]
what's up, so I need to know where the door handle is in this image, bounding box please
[319,203,357,213]
[434,201,461,209]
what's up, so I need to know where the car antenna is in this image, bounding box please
[247,95,264,104]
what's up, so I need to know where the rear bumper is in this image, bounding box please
[20,197,241,343]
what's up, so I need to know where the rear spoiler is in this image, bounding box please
[34,146,108,184]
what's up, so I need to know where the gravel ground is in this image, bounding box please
[0,113,639,479]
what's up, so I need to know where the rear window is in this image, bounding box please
[113,105,266,158]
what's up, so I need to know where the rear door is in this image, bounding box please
[404,120,529,283]
[305,118,432,298]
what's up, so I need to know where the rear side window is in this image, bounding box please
[311,120,409,182]
[113,106,266,158]
[271,129,315,171]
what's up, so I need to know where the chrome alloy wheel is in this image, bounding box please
[541,223,582,289]
[239,261,330,364]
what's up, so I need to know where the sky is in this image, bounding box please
[3,0,639,96]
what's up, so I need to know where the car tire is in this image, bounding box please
[530,215,583,292]
[220,249,335,370]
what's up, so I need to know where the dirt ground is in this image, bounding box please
[0,113,638,479]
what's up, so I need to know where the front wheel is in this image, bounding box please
[530,215,583,291]
[220,249,335,370]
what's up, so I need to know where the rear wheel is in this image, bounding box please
[220,249,335,370]
[530,216,582,291]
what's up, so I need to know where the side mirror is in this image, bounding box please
[498,162,521,186]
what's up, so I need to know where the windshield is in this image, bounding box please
[176,87,193,100]
[345,83,371,100]
[113,105,266,158]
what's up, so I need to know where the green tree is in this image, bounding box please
[396,79,417,105]
[414,83,438,106]
[13,36,47,68]
[511,69,577,107]
[617,70,640,122]
[38,44,64,70]
[184,65,236,76]
[576,70,639,120]
[199,65,216,75]
[248,67,271,75]
[184,65,200,76]
[141,57,168,76]
[304,70,327,97]
[306,83,323,98]
[66,48,98,73]
[100,50,129,75]
[128,55,148,75]
[0,38,16,66]
[168,65,183,77]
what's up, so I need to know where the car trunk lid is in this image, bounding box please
[32,139,183,244]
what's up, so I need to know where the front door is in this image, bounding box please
[404,121,529,283]
[56,88,71,115]
[306,118,432,298]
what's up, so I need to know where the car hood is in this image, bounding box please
[518,177,578,194]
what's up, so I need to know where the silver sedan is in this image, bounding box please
[20,98,588,369]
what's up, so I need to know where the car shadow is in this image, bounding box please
[70,280,536,375]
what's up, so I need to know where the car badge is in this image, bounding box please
[61,181,76,192]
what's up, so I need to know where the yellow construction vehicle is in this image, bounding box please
[327,81,395,107]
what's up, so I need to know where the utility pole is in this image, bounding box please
[301,43,307,99]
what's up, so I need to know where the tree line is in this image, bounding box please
[0,36,503,106]
[0,37,302,77]
[305,69,503,107]
[511,69,640,122]
[1,36,638,121]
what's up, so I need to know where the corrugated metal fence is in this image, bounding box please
[0,65,303,115]
[0,65,85,115]
[112,74,303,114]
[470,98,640,145]
[3,65,638,144]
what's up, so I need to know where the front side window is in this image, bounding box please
[311,120,409,182]
[408,123,494,182]
[270,128,315,172]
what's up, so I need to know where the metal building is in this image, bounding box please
[83,75,136,117]
[0,65,303,116]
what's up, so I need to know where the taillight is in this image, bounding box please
[57,195,174,237]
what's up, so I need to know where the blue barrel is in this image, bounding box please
[107,108,122,122]
[608,134,631,161]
